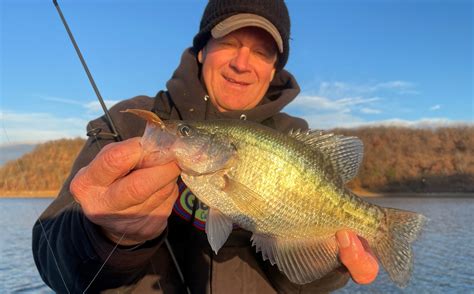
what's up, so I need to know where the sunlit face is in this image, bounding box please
[198,27,278,112]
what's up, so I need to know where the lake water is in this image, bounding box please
[0,197,473,293]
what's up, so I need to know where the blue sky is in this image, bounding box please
[1,0,472,145]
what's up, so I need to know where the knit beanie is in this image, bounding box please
[193,0,290,70]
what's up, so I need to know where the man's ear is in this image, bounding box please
[198,50,204,64]
[270,68,276,81]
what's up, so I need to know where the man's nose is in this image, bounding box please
[230,47,251,72]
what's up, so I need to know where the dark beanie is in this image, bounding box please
[193,0,290,70]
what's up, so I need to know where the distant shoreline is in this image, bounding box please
[0,190,58,198]
[1,190,473,199]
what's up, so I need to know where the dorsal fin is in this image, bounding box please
[289,129,364,183]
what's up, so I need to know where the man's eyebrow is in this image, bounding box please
[259,43,278,54]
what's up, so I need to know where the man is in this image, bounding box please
[33,0,378,293]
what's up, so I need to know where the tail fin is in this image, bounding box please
[372,207,427,288]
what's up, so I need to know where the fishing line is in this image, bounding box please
[82,232,126,293]
[51,1,191,293]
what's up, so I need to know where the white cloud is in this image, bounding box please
[3,94,119,145]
[352,118,472,129]
[285,109,472,129]
[290,95,380,112]
[39,95,83,106]
[38,94,119,114]
[430,104,441,111]
[286,79,470,129]
[84,100,120,113]
[285,80,430,129]
[295,112,366,129]
[317,80,418,98]
[0,110,87,145]
[285,92,382,129]
[360,107,381,114]
[371,81,419,94]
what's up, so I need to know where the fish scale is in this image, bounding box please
[222,123,377,238]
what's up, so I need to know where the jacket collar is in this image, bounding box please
[165,48,300,122]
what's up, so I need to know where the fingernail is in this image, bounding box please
[337,231,351,248]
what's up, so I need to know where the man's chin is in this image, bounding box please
[216,101,251,112]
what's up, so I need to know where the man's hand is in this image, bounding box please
[70,138,181,246]
[336,230,379,285]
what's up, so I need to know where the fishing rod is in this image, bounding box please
[52,1,191,293]
[52,0,121,141]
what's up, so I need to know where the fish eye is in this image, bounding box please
[178,124,192,137]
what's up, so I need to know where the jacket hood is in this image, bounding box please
[165,48,300,122]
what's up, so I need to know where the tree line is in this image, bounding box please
[0,126,472,195]
[0,138,85,192]
[335,126,473,193]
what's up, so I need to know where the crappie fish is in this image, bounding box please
[125,109,426,287]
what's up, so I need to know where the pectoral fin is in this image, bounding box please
[221,175,268,219]
[251,233,341,284]
[205,207,234,254]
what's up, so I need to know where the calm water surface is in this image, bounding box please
[0,198,53,293]
[0,197,473,293]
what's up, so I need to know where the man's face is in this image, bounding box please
[198,27,278,112]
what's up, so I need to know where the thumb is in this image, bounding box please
[84,137,144,187]
[336,230,379,285]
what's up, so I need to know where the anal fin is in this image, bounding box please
[251,233,341,284]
